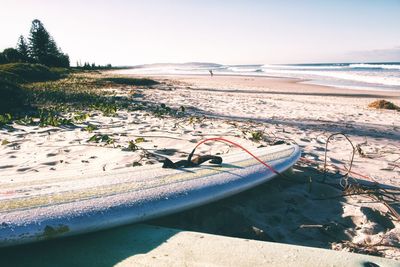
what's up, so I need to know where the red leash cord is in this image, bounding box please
[191,138,378,183]
[190,137,280,175]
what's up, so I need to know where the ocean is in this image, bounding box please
[120,62,400,91]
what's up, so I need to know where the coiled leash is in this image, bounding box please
[162,154,222,168]
[162,137,281,176]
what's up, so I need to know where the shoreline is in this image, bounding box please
[113,72,400,98]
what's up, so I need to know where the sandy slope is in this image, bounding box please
[0,73,399,259]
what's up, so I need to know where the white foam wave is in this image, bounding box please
[116,62,400,88]
[228,66,262,72]
[262,64,347,70]
[261,69,400,86]
[349,63,400,70]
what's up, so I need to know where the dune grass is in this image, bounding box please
[100,77,159,86]
[0,80,27,114]
[0,63,66,83]
[0,70,185,129]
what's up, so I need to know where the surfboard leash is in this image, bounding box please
[163,137,284,178]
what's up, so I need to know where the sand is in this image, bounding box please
[0,73,399,260]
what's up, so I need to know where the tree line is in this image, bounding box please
[76,61,113,70]
[0,19,70,67]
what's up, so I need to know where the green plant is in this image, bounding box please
[0,80,26,113]
[94,103,117,116]
[1,139,10,145]
[83,124,98,133]
[250,131,264,142]
[134,137,145,144]
[0,113,13,126]
[126,140,139,151]
[152,103,184,117]
[100,77,159,86]
[124,137,147,152]
[368,100,400,111]
[88,134,115,145]
[0,63,60,82]
[73,112,89,122]
[38,109,73,127]
[15,115,35,126]
[188,116,202,125]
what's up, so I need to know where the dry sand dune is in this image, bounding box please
[1,73,399,259]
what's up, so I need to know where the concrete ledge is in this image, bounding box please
[0,224,397,267]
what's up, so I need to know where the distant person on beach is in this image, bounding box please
[209,70,213,77]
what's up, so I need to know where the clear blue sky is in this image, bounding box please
[2,0,400,65]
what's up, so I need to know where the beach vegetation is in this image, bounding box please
[93,103,118,116]
[73,112,90,122]
[0,61,170,130]
[250,131,264,142]
[0,80,26,113]
[83,124,98,133]
[188,116,203,125]
[23,75,123,112]
[15,115,35,126]
[126,140,139,151]
[100,77,159,86]
[134,137,146,144]
[88,134,115,145]
[132,162,142,167]
[152,103,185,117]
[0,63,62,83]
[0,114,13,126]
[38,109,73,127]
[1,139,10,146]
[125,137,147,152]
[0,69,23,84]
[124,137,148,152]
[0,48,26,64]
[368,100,400,111]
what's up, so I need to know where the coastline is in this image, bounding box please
[115,72,400,97]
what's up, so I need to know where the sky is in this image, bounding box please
[1,0,400,66]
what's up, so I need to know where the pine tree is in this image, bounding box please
[27,19,70,67]
[28,19,52,63]
[16,35,29,61]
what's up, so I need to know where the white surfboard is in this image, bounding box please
[0,144,300,247]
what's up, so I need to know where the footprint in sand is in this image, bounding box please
[0,165,15,169]
[154,148,179,156]
[42,161,59,166]
[16,167,32,172]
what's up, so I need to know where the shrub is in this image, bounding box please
[0,80,26,113]
[0,70,24,84]
[0,48,25,63]
[101,77,159,86]
[0,63,60,82]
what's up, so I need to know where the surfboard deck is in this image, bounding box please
[0,144,300,247]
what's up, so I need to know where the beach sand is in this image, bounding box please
[1,73,399,259]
